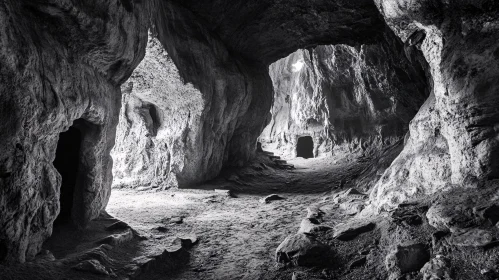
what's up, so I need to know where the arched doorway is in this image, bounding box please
[53,122,83,225]
[296,136,314,159]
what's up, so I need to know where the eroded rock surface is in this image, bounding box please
[275,233,331,267]
[260,27,429,158]
[371,0,499,210]
[385,243,430,279]
[112,2,274,189]
[0,0,149,262]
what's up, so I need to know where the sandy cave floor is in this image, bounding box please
[1,144,427,280]
[106,156,366,280]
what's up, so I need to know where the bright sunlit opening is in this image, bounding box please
[291,59,305,72]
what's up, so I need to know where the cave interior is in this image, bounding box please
[1,0,499,279]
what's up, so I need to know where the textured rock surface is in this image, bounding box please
[0,0,148,262]
[275,233,330,267]
[144,1,273,187]
[166,0,387,64]
[371,0,499,210]
[385,243,430,279]
[260,27,429,158]
[420,255,452,280]
[111,34,204,189]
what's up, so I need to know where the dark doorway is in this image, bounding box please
[296,136,314,159]
[53,124,82,225]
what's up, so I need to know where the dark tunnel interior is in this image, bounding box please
[53,123,82,226]
[296,136,314,159]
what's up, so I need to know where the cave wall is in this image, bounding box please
[112,2,273,189]
[111,34,205,189]
[260,27,429,159]
[165,0,387,64]
[370,0,499,210]
[0,0,148,262]
[150,2,273,183]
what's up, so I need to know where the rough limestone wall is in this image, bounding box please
[0,0,148,262]
[112,1,273,189]
[260,28,429,159]
[111,34,204,189]
[371,0,499,210]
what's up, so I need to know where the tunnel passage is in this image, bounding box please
[296,136,314,159]
[53,121,83,226]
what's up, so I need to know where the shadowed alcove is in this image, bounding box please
[296,136,314,159]
[53,119,84,226]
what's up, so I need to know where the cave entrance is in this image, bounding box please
[53,121,83,226]
[296,136,314,159]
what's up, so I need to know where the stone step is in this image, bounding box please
[274,159,287,165]
[280,164,294,170]
[263,151,274,156]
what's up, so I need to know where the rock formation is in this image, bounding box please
[1,0,498,271]
[370,0,499,210]
[260,27,429,158]
[111,34,205,189]
[112,1,273,189]
[0,0,149,262]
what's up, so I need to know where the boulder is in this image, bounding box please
[420,255,452,280]
[448,228,493,247]
[333,221,376,241]
[298,218,332,234]
[391,205,428,227]
[385,243,430,279]
[72,259,113,276]
[275,233,330,267]
[260,194,285,204]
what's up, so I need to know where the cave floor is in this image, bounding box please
[3,148,403,280]
[105,155,384,280]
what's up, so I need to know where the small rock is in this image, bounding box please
[34,250,55,263]
[391,205,428,227]
[333,221,376,241]
[214,189,236,197]
[298,218,331,234]
[73,259,111,276]
[448,228,493,247]
[106,221,130,231]
[153,226,168,232]
[306,206,325,220]
[420,255,452,280]
[385,243,430,279]
[426,202,475,231]
[260,194,285,204]
[172,234,198,249]
[340,202,365,215]
[171,217,183,224]
[331,188,368,215]
[349,256,367,270]
[431,231,449,248]
[162,216,184,224]
[275,233,330,267]
[97,229,134,246]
